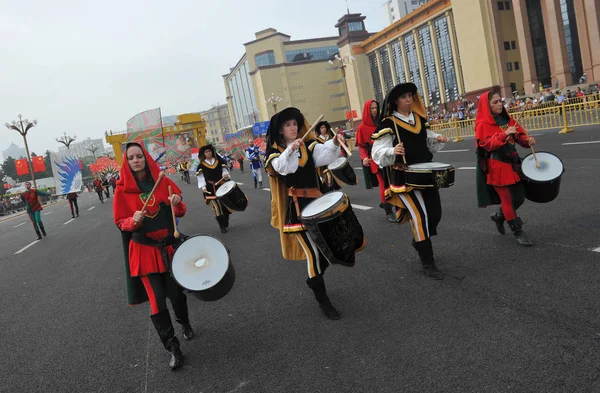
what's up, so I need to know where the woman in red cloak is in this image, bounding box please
[356,99,397,222]
[113,142,193,370]
[475,90,536,246]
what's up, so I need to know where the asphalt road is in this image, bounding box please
[0,125,599,393]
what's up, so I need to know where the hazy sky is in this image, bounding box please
[1,0,388,156]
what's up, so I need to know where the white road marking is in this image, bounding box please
[88,206,95,211]
[14,222,27,228]
[592,247,600,253]
[352,204,373,211]
[88,196,93,198]
[236,182,244,185]
[354,167,363,170]
[562,140,600,146]
[64,218,75,225]
[263,188,270,191]
[439,149,470,153]
[15,240,40,255]
[458,167,477,170]
[43,211,53,216]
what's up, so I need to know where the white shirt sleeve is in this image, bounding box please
[270,145,299,176]
[426,129,445,153]
[222,167,230,177]
[313,139,341,167]
[372,133,396,167]
[197,172,206,190]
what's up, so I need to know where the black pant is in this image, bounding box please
[140,273,187,315]
[96,190,103,202]
[398,188,442,242]
[69,199,79,216]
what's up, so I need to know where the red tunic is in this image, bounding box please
[475,92,531,186]
[113,147,185,277]
[356,99,379,174]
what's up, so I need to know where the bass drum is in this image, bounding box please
[171,235,235,301]
[520,151,564,203]
[327,157,357,186]
[215,181,248,211]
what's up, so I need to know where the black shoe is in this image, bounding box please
[508,218,533,247]
[423,264,444,280]
[490,211,506,234]
[169,348,184,370]
[182,324,194,341]
[36,233,42,240]
[259,181,263,189]
[220,227,228,233]
[381,203,397,223]
[72,215,75,219]
[150,311,184,370]
[319,300,340,320]
[41,229,47,237]
[413,239,444,280]
[76,214,79,217]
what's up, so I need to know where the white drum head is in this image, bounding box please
[171,235,229,291]
[521,152,563,181]
[407,162,452,170]
[215,181,235,197]
[301,191,345,218]
[328,157,348,171]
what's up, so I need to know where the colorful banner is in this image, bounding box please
[252,121,270,136]
[50,151,83,195]
[90,156,120,177]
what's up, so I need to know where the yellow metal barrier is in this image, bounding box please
[430,98,600,138]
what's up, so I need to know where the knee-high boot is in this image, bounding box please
[412,238,443,280]
[150,310,184,370]
[172,294,194,340]
[490,208,506,234]
[507,217,532,246]
[379,202,397,223]
[216,215,227,233]
[306,275,340,320]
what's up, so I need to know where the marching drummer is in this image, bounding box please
[371,82,449,280]
[314,120,341,193]
[265,107,347,320]
[475,90,536,246]
[113,142,193,370]
[196,144,232,233]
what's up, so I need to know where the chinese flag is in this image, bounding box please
[32,156,46,173]
[15,158,29,176]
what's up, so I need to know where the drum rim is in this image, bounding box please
[171,234,231,291]
[216,181,237,196]
[327,156,349,170]
[521,150,565,181]
[301,191,346,220]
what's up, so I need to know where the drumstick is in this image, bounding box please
[302,114,325,141]
[392,122,407,166]
[330,127,353,157]
[168,185,180,239]
[141,171,165,213]
[512,100,540,168]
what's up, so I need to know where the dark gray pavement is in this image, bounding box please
[0,126,599,392]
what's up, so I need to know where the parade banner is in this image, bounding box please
[15,158,28,176]
[90,156,120,177]
[126,108,191,169]
[32,156,46,173]
[223,127,255,160]
[252,121,270,136]
[50,151,83,195]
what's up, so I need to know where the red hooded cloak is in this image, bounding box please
[356,99,379,174]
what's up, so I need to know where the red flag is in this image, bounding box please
[32,156,46,173]
[79,160,83,169]
[15,158,29,176]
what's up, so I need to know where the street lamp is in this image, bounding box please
[329,53,356,131]
[266,93,283,114]
[56,132,77,149]
[86,144,99,161]
[5,114,39,189]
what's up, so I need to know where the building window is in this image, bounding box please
[285,45,338,62]
[511,41,516,49]
[498,1,504,10]
[434,15,459,101]
[514,61,520,70]
[391,40,406,84]
[504,41,510,50]
[507,62,513,71]
[505,1,511,10]
[510,82,517,94]
[255,51,275,67]
[404,33,422,98]
[368,53,383,105]
[419,26,441,105]
[379,46,394,95]
[348,21,364,32]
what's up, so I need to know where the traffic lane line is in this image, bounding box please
[88,206,95,211]
[352,204,373,211]
[64,218,75,225]
[43,211,53,216]
[15,240,40,255]
[562,141,600,146]
[438,149,470,153]
[458,167,476,170]
[14,222,26,228]
[592,247,600,253]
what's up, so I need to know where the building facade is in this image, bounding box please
[201,104,232,147]
[384,0,431,25]
[58,137,106,158]
[223,27,355,131]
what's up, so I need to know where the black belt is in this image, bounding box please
[489,152,516,164]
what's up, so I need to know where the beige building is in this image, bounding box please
[223,27,356,130]
[201,104,231,147]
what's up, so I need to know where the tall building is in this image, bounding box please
[384,0,430,25]
[2,143,27,161]
[223,27,357,131]
[58,137,106,158]
[201,104,232,147]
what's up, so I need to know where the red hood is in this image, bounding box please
[117,143,163,193]
[361,100,377,128]
[356,100,378,147]
[475,91,513,142]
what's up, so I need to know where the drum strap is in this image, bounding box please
[288,187,323,216]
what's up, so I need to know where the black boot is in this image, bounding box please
[380,203,397,223]
[216,216,227,233]
[254,178,257,189]
[35,230,42,240]
[172,295,194,341]
[150,311,184,370]
[259,180,263,189]
[507,218,532,246]
[306,276,340,320]
[413,239,443,280]
[40,224,47,237]
[223,212,230,229]
[490,209,505,234]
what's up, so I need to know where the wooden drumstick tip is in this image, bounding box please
[173,231,180,239]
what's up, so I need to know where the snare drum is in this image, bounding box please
[215,181,248,211]
[405,162,455,188]
[171,235,235,301]
[300,191,365,267]
[327,157,357,186]
[520,151,564,203]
